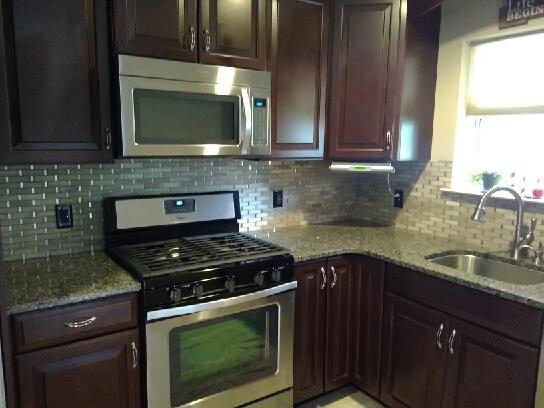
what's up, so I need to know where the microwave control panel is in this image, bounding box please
[252,98,268,146]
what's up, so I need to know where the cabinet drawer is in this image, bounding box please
[386,264,544,346]
[12,294,138,353]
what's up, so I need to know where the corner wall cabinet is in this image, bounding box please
[270,0,328,158]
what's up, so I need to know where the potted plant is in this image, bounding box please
[471,171,502,191]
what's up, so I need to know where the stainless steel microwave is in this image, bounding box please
[118,55,271,157]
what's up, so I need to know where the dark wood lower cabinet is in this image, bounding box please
[17,329,141,408]
[443,318,538,408]
[293,260,326,403]
[380,293,448,408]
[351,256,384,398]
[294,256,384,403]
[324,257,354,391]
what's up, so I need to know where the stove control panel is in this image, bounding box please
[144,256,295,309]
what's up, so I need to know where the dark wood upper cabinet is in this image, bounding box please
[17,329,141,408]
[410,0,442,18]
[0,0,114,164]
[443,318,539,408]
[115,0,198,62]
[293,260,327,404]
[351,256,384,399]
[199,0,268,70]
[270,0,328,158]
[328,0,404,161]
[381,293,448,408]
[324,257,353,391]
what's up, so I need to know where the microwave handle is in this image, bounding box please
[147,281,297,322]
[240,89,251,153]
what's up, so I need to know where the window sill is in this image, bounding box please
[440,188,544,205]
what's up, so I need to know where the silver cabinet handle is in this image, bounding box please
[320,267,327,290]
[189,26,196,52]
[105,125,111,151]
[385,130,392,151]
[64,316,97,328]
[330,266,337,289]
[448,329,456,355]
[203,29,211,52]
[436,323,444,349]
[131,342,138,369]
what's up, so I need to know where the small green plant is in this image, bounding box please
[471,171,502,190]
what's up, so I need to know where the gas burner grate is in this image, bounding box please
[119,233,287,275]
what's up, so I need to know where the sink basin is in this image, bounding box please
[427,253,544,286]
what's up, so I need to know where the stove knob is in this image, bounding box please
[191,283,204,298]
[225,277,236,293]
[272,267,283,283]
[254,271,266,287]
[168,287,182,303]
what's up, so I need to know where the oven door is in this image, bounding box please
[119,75,252,157]
[146,282,296,408]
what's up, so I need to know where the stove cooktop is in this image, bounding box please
[111,232,290,280]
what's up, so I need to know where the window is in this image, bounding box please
[452,31,544,199]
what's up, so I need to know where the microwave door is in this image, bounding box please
[119,76,246,157]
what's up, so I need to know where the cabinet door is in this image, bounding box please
[293,261,327,403]
[351,256,385,398]
[443,318,539,408]
[0,0,113,164]
[115,0,198,61]
[199,0,268,70]
[270,0,328,158]
[324,257,354,391]
[328,0,404,161]
[17,329,141,408]
[381,294,448,408]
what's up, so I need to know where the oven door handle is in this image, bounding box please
[147,281,297,322]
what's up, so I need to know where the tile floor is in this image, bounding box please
[298,386,384,408]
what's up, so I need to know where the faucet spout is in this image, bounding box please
[472,186,525,260]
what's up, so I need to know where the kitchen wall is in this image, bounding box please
[0,159,360,261]
[358,161,544,252]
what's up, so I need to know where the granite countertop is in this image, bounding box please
[4,252,140,315]
[255,224,544,309]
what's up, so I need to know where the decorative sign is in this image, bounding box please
[499,0,544,29]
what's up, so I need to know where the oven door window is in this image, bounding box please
[169,305,279,407]
[133,89,240,145]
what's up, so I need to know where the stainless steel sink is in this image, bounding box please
[427,253,544,285]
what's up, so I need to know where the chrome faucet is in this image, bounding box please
[471,186,534,261]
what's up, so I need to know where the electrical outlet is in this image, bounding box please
[273,190,283,208]
[394,190,404,208]
[55,204,73,229]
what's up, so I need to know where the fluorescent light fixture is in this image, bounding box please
[329,162,395,173]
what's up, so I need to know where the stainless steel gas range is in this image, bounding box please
[103,191,295,408]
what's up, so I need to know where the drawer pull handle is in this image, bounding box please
[131,342,138,369]
[64,316,97,328]
[436,323,444,349]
